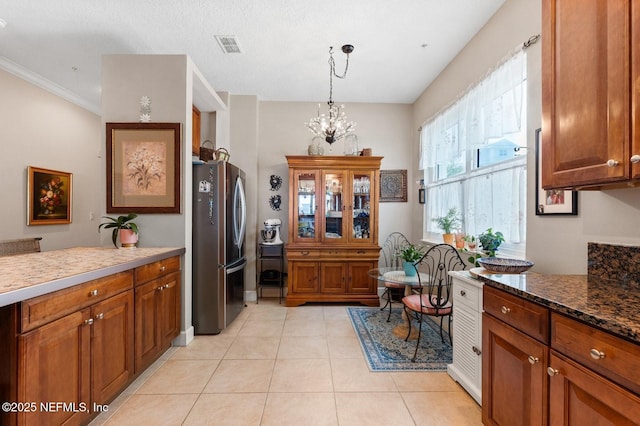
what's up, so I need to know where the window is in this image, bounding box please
[420,49,527,257]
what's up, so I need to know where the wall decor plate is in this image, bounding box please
[380,169,407,202]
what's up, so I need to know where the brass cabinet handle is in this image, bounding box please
[357,250,366,254]
[95,313,104,320]
[630,154,640,164]
[547,367,559,376]
[84,318,94,325]
[589,348,606,360]
[528,355,539,365]
[157,285,165,291]
[160,265,166,272]
[302,251,310,256]
[606,159,619,167]
[163,283,170,289]
[89,289,99,297]
[501,306,511,314]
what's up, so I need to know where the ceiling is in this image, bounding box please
[0,0,505,113]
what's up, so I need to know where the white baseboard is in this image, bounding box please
[173,326,194,347]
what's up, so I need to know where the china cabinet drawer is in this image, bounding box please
[551,312,640,395]
[287,250,320,259]
[453,277,482,311]
[20,271,133,332]
[135,256,180,285]
[483,285,549,344]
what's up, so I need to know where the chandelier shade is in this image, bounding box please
[305,45,356,145]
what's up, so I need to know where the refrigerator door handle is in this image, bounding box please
[233,175,247,252]
[225,258,247,274]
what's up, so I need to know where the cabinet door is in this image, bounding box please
[322,170,347,242]
[549,352,640,425]
[347,262,375,294]
[349,170,375,243]
[452,304,482,400]
[134,279,161,373]
[291,170,320,243]
[482,313,548,426]
[290,262,319,293]
[542,0,630,188]
[320,262,346,293]
[159,272,181,348]
[92,290,134,405]
[18,309,91,425]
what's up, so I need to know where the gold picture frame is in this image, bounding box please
[27,166,72,225]
[106,122,181,213]
[380,169,408,202]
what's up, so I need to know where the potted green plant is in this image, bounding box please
[463,234,477,250]
[478,228,504,257]
[432,207,462,245]
[399,243,425,277]
[98,213,139,248]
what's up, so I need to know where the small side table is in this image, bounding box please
[256,243,285,304]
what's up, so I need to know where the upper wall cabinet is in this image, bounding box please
[541,0,640,189]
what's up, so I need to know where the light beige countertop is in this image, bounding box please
[0,246,185,307]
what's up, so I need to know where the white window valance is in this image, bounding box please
[420,48,526,170]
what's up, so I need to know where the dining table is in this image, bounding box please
[368,267,430,340]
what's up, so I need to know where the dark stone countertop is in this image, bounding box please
[471,270,640,345]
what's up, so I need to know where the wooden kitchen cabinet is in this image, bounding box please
[134,257,181,372]
[285,156,382,307]
[16,276,134,425]
[548,312,640,424]
[482,286,549,426]
[541,0,640,189]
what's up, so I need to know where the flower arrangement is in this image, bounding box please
[39,177,65,215]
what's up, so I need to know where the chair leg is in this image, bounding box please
[404,305,412,342]
[439,316,445,343]
[411,312,423,362]
[385,288,393,322]
[380,288,389,311]
[448,315,453,346]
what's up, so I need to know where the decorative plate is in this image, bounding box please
[477,258,534,274]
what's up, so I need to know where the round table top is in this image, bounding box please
[368,267,429,286]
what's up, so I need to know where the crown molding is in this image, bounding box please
[0,56,101,115]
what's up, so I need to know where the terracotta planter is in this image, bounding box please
[455,233,466,249]
[119,229,138,248]
[442,233,455,246]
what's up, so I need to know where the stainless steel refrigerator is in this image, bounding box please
[192,162,247,334]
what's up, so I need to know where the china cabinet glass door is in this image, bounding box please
[293,171,319,242]
[323,171,346,242]
[350,171,374,243]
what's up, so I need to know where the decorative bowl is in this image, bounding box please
[477,257,534,274]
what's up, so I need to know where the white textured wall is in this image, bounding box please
[0,69,102,250]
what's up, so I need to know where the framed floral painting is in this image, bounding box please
[106,122,181,213]
[27,166,72,225]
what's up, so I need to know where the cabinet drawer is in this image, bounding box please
[483,285,549,344]
[551,313,640,395]
[135,256,180,285]
[453,278,482,312]
[20,271,133,332]
[287,250,320,259]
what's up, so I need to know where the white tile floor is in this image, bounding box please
[90,299,481,425]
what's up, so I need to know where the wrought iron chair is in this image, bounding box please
[402,243,466,362]
[379,232,411,321]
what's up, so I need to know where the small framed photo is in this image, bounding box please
[535,128,578,215]
[27,166,72,225]
[380,169,408,202]
[106,122,181,213]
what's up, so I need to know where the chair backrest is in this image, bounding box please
[414,243,466,311]
[0,237,42,256]
[380,232,411,268]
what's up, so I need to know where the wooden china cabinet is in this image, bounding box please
[285,155,382,307]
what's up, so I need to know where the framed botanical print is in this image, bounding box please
[106,122,181,213]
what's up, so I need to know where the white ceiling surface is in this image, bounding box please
[0,0,505,112]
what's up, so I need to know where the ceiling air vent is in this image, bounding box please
[215,35,242,54]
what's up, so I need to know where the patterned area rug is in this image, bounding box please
[347,306,452,372]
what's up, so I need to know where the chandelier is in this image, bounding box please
[306,45,356,146]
